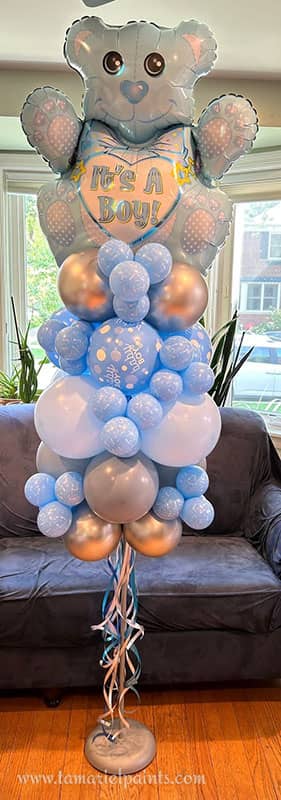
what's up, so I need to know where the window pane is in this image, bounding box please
[24,195,60,386]
[231,200,281,418]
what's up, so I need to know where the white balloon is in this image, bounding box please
[141,394,221,467]
[34,376,104,459]
[36,442,91,478]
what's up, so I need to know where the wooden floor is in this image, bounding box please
[0,685,280,799]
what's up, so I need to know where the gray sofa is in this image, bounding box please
[0,403,281,692]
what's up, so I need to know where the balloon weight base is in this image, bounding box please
[85,719,156,775]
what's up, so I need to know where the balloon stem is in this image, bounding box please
[118,532,128,727]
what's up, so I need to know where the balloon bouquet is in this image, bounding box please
[21,0,258,774]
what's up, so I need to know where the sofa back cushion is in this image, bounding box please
[0,404,39,537]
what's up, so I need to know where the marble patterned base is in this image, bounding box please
[85,719,156,775]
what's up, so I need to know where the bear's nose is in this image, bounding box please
[120,80,149,104]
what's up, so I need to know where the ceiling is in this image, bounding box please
[0,0,280,77]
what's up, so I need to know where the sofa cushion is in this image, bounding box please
[0,535,281,647]
[0,404,39,538]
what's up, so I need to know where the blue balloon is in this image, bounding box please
[181,496,214,529]
[55,471,84,507]
[135,244,172,285]
[38,319,64,352]
[183,362,214,394]
[150,370,183,403]
[71,321,94,338]
[88,317,160,395]
[46,350,60,367]
[24,472,56,507]
[51,308,78,326]
[59,356,87,375]
[98,240,134,278]
[183,323,212,365]
[113,294,150,323]
[176,465,209,498]
[55,326,88,361]
[37,501,72,537]
[92,386,127,421]
[159,335,193,372]
[127,392,163,430]
[153,486,184,520]
[109,261,150,302]
[101,416,139,457]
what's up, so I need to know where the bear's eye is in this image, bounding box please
[103,51,124,75]
[144,52,165,76]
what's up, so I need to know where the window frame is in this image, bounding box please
[268,231,281,260]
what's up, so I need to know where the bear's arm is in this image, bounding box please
[192,94,258,182]
[21,87,82,174]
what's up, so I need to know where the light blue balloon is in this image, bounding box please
[113,294,150,323]
[150,370,183,402]
[37,501,72,537]
[55,471,84,507]
[180,496,214,529]
[98,239,134,278]
[25,472,56,507]
[72,321,94,338]
[88,317,160,395]
[51,308,78,326]
[109,261,150,302]
[55,326,88,361]
[176,465,209,498]
[127,392,163,430]
[135,244,172,285]
[92,386,127,421]
[101,416,139,457]
[153,486,184,520]
[38,319,64,352]
[59,356,87,375]
[183,362,214,394]
[183,323,212,364]
[159,335,193,372]
[46,350,60,367]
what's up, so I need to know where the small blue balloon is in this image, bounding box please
[135,243,172,285]
[127,392,163,430]
[98,240,134,278]
[55,326,88,361]
[46,350,60,367]
[183,362,215,394]
[150,370,183,403]
[71,321,93,338]
[51,308,78,326]
[181,496,214,529]
[37,501,72,537]
[55,471,84,507]
[101,416,139,457]
[113,294,150,323]
[110,261,150,302]
[92,386,127,421]
[59,356,87,375]
[183,323,212,364]
[153,486,184,520]
[160,335,193,372]
[25,473,56,507]
[38,319,64,352]
[176,465,209,498]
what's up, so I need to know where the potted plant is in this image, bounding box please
[0,298,47,405]
[208,310,254,406]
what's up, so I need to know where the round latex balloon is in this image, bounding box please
[87,317,161,395]
[25,473,56,507]
[65,502,121,561]
[98,239,133,278]
[34,376,104,459]
[36,442,90,478]
[181,496,214,529]
[141,393,221,467]
[37,501,72,537]
[153,486,184,520]
[55,471,84,507]
[176,465,209,498]
[84,452,159,523]
[183,322,212,364]
[148,263,208,331]
[58,250,113,322]
[124,513,182,557]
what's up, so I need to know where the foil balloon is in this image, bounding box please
[65,502,121,561]
[21,18,257,271]
[58,250,113,322]
[124,513,182,557]
[148,264,208,331]
[84,452,159,524]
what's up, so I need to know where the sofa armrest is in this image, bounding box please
[244,481,281,579]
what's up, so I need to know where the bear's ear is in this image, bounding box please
[176,20,217,79]
[64,17,104,76]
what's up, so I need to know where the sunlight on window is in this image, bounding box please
[232,200,281,420]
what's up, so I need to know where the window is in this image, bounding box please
[241,281,280,312]
[246,283,262,311]
[269,232,281,259]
